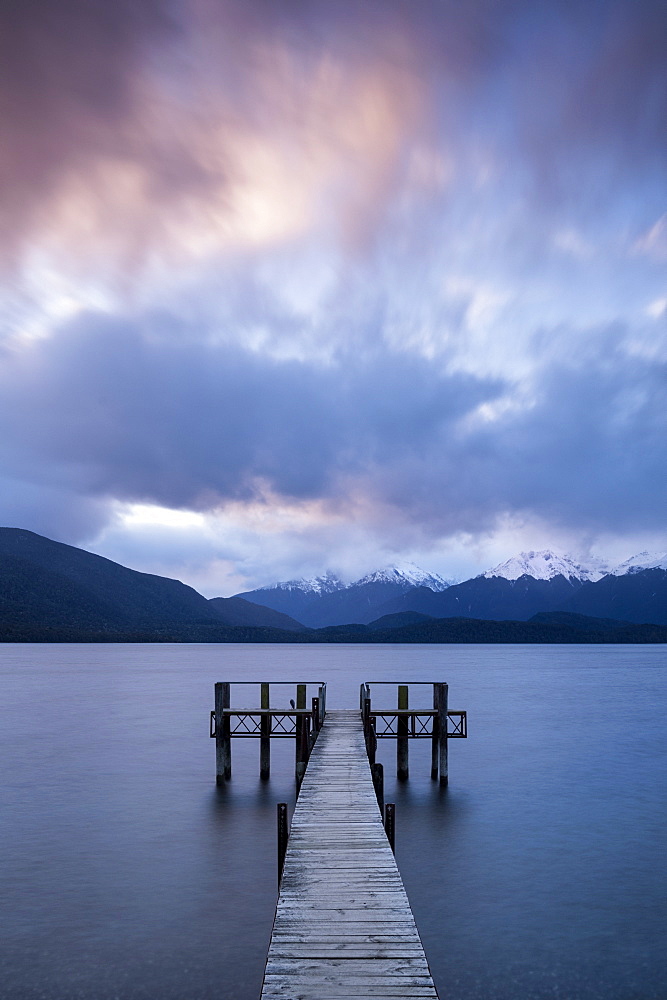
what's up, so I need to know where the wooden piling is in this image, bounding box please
[295,684,307,785]
[296,713,310,790]
[214,681,231,783]
[371,761,384,815]
[367,715,377,765]
[435,682,448,786]
[397,685,409,780]
[277,802,288,886]
[260,682,271,779]
[431,684,439,780]
[318,683,326,726]
[384,801,396,853]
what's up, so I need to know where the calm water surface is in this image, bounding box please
[1,643,665,999]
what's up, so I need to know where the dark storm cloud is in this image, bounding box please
[0,312,664,540]
[0,312,501,511]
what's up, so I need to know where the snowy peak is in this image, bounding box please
[258,571,345,596]
[609,552,667,575]
[483,550,609,583]
[354,564,451,592]
[260,564,451,596]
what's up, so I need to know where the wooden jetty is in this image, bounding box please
[260,710,439,1000]
[210,681,467,998]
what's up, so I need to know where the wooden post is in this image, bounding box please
[435,682,449,786]
[215,681,231,783]
[260,682,270,780]
[397,685,409,780]
[296,713,310,789]
[318,684,326,725]
[311,696,320,734]
[431,683,439,780]
[277,802,288,886]
[384,802,395,853]
[295,684,306,784]
[371,762,384,815]
[361,685,373,761]
[367,716,376,765]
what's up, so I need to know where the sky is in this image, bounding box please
[1,0,665,596]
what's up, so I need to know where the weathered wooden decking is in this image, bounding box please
[260,710,439,1000]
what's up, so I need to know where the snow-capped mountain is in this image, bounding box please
[236,563,451,627]
[482,550,610,583]
[355,565,452,591]
[236,550,667,628]
[262,571,346,596]
[609,551,667,575]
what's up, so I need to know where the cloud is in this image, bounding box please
[1,0,665,585]
[3,0,665,276]
[0,311,664,557]
[0,309,500,510]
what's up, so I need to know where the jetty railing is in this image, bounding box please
[210,681,326,784]
[361,681,467,784]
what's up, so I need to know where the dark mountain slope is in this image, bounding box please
[0,527,310,637]
[377,574,584,621]
[557,569,667,625]
[0,527,221,630]
[208,596,308,631]
[235,584,324,620]
[529,611,632,631]
[294,579,434,627]
[309,617,667,644]
[367,611,435,630]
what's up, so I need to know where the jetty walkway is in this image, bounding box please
[260,710,439,999]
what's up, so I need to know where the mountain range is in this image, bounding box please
[237,550,667,628]
[1,528,665,642]
[237,566,451,628]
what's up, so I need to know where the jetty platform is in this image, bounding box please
[260,710,439,999]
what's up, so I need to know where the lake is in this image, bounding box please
[1,643,665,1000]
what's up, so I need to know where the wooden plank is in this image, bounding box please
[260,710,439,1000]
